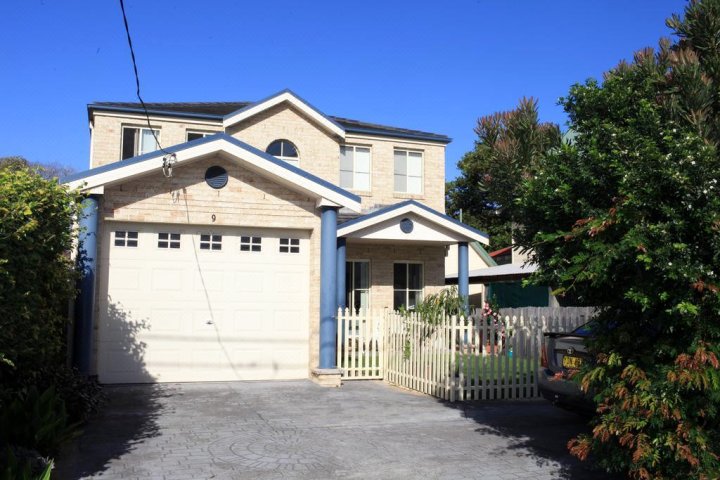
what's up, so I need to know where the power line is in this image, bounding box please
[118,0,172,158]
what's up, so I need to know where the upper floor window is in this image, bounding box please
[266,140,299,166]
[122,126,160,160]
[394,149,423,194]
[187,131,213,142]
[340,145,371,191]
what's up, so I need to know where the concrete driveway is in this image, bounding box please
[55,381,617,480]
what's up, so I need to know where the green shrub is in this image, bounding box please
[0,447,52,480]
[0,164,83,391]
[515,1,720,477]
[0,386,80,455]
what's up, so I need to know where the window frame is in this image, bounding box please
[279,237,300,253]
[199,233,222,251]
[114,230,139,248]
[339,145,372,192]
[393,149,424,195]
[157,232,181,249]
[121,126,160,160]
[392,261,424,311]
[346,260,371,312]
[186,130,214,142]
[266,139,300,166]
[240,235,262,252]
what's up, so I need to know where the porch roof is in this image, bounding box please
[337,200,489,244]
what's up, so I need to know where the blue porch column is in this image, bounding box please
[73,196,100,375]
[319,206,339,369]
[458,241,469,314]
[336,237,347,310]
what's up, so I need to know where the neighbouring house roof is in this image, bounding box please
[445,262,538,284]
[471,242,497,267]
[489,246,512,258]
[61,133,362,212]
[337,199,490,244]
[89,89,452,144]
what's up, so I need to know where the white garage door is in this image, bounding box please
[97,222,310,383]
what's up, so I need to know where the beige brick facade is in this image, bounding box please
[90,104,447,213]
[345,242,447,311]
[90,113,223,169]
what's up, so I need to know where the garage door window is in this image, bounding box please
[200,234,222,251]
[114,231,138,247]
[158,233,180,249]
[240,236,262,252]
[279,238,300,253]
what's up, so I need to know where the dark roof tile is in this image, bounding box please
[89,101,451,143]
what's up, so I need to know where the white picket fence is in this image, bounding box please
[336,306,594,402]
[336,309,384,379]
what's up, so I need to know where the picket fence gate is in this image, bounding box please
[336,306,594,402]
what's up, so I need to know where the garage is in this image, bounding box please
[96,222,310,383]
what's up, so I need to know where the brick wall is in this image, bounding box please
[345,242,446,310]
[91,106,448,213]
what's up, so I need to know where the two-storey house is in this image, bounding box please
[63,90,488,385]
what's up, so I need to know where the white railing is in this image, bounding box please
[337,306,594,401]
[336,308,384,379]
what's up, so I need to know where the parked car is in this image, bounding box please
[538,322,595,412]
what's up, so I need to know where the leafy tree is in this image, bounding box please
[446,98,560,249]
[0,161,84,391]
[516,1,720,478]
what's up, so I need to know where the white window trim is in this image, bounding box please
[340,145,372,192]
[392,261,424,310]
[393,149,424,195]
[157,232,181,249]
[240,235,262,252]
[346,259,371,312]
[121,125,161,160]
[199,233,223,251]
[267,139,300,167]
[279,237,300,253]
[186,130,215,141]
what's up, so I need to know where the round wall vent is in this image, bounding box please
[205,166,228,189]
[400,217,414,234]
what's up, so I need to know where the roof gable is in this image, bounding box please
[222,89,345,138]
[337,200,489,244]
[62,133,362,212]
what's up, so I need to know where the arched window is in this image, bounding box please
[266,139,299,166]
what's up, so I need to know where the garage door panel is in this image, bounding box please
[99,223,310,383]
[232,310,264,332]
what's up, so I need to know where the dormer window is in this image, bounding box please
[122,126,160,160]
[266,140,299,166]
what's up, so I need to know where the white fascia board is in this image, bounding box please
[222,91,346,138]
[338,203,489,244]
[64,138,362,212]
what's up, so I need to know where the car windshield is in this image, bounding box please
[572,321,595,336]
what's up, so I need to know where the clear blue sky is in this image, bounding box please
[0,0,685,180]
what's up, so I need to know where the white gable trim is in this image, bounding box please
[337,201,489,244]
[63,135,362,212]
[222,90,346,138]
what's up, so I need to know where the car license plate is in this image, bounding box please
[562,355,583,369]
